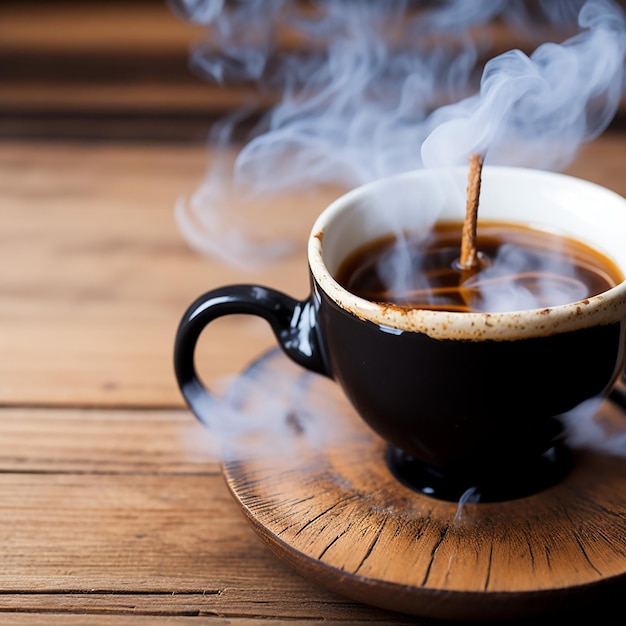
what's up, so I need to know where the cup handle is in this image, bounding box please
[174,284,329,419]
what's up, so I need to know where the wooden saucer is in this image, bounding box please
[220,349,626,621]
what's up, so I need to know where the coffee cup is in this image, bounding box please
[174,166,626,502]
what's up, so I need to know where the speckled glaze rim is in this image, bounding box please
[308,166,626,341]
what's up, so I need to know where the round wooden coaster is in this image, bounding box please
[220,349,626,621]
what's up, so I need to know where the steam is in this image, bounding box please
[187,348,626,506]
[562,391,626,455]
[421,0,626,167]
[170,1,626,501]
[170,0,625,266]
[190,349,360,463]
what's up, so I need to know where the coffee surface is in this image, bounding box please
[335,221,623,313]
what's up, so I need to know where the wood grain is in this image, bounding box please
[1,136,625,409]
[2,1,626,623]
[0,141,344,407]
[0,408,420,624]
[2,0,624,143]
[222,351,626,621]
[1,135,625,622]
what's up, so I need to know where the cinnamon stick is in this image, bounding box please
[459,153,483,271]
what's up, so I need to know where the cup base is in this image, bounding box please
[385,443,572,503]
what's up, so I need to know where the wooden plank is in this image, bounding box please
[0,608,404,626]
[0,407,216,473]
[2,0,624,143]
[0,141,339,408]
[0,407,419,623]
[0,615,421,626]
[0,1,251,141]
[0,2,203,54]
[1,136,626,409]
[0,84,266,115]
[0,404,624,623]
[0,471,405,621]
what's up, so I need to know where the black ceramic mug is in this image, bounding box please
[174,166,626,501]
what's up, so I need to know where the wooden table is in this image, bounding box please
[2,2,626,623]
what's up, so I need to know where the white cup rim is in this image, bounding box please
[308,166,626,340]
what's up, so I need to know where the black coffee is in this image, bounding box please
[336,221,623,313]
